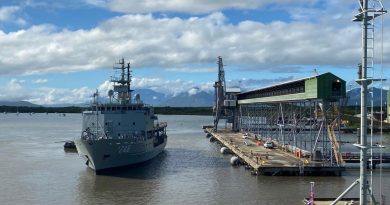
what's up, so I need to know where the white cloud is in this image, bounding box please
[97,80,113,96]
[188,87,199,96]
[0,75,323,104]
[84,0,108,7]
[0,6,20,22]
[0,79,29,101]
[0,6,26,26]
[227,76,295,91]
[1,8,385,76]
[30,86,92,105]
[89,0,315,14]
[24,0,96,10]
[0,76,207,104]
[166,67,214,73]
[32,78,48,84]
[0,78,92,105]
[96,78,199,97]
[7,78,23,92]
[131,77,194,96]
[0,1,387,105]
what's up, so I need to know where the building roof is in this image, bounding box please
[226,88,241,93]
[239,72,344,95]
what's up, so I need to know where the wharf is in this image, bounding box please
[204,128,345,176]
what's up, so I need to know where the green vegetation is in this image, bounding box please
[155,107,212,115]
[0,106,84,113]
[2,105,389,130]
[342,105,386,116]
[341,106,390,130]
[0,105,213,116]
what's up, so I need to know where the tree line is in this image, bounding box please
[0,106,213,116]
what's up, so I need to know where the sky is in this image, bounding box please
[0,0,389,105]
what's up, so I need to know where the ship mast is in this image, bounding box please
[331,1,386,205]
[112,58,133,105]
[358,1,369,203]
[355,1,386,204]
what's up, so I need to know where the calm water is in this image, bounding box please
[0,113,390,205]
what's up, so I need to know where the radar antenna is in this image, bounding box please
[111,58,133,104]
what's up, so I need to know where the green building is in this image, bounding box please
[238,72,346,104]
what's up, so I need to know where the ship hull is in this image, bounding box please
[75,138,167,172]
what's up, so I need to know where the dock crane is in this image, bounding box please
[213,56,240,131]
[213,56,226,131]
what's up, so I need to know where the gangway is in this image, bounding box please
[327,121,344,165]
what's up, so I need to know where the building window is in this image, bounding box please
[332,80,342,96]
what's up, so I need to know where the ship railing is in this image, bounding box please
[155,122,167,128]
[81,130,105,141]
[117,134,148,143]
[94,104,145,111]
[81,130,151,143]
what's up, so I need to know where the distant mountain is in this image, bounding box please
[346,87,388,106]
[43,103,89,107]
[160,90,213,107]
[41,89,167,107]
[0,89,214,108]
[0,101,40,107]
[133,89,168,106]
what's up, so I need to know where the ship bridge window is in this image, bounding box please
[118,122,121,126]
[133,122,135,126]
[105,122,108,125]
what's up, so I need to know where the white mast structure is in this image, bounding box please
[112,58,132,105]
[332,1,386,205]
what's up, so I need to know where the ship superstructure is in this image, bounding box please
[75,58,167,172]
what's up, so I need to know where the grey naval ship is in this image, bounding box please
[75,58,167,172]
